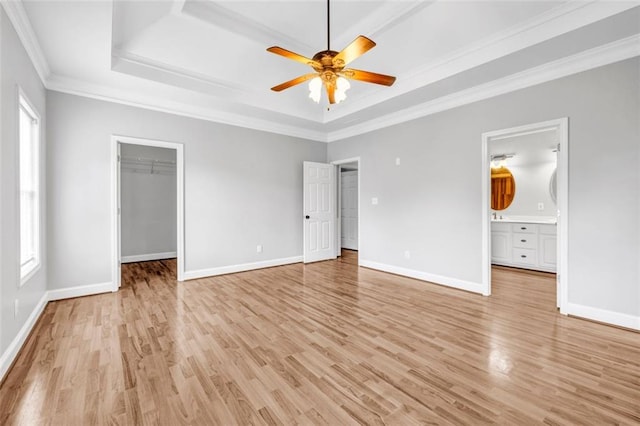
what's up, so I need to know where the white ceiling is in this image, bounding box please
[9,1,640,141]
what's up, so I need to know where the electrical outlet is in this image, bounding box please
[538,202,544,210]
[14,299,19,318]
[395,157,401,166]
[404,250,411,259]
[257,245,263,253]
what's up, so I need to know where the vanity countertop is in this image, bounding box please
[491,216,557,225]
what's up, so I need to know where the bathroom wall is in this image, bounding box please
[500,162,556,217]
[491,131,558,218]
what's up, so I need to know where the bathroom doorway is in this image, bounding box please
[481,119,568,312]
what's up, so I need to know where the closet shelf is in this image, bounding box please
[121,156,176,175]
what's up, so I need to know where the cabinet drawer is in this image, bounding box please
[539,224,557,235]
[513,233,537,249]
[512,248,536,265]
[492,222,510,232]
[511,223,537,234]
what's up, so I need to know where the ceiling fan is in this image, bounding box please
[267,0,396,105]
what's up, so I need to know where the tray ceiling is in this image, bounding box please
[11,1,640,141]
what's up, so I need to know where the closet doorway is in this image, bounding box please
[111,136,184,289]
[339,163,359,251]
[332,158,360,257]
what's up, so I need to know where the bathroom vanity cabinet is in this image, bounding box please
[491,221,557,272]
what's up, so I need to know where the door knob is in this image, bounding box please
[305,215,310,219]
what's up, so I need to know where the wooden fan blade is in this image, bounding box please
[333,36,376,67]
[326,83,336,104]
[267,46,321,68]
[271,73,318,92]
[341,68,396,86]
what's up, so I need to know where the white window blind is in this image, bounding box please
[19,94,40,284]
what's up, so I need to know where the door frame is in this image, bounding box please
[481,118,568,312]
[110,135,185,290]
[331,157,361,262]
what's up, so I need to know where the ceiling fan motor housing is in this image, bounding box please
[312,50,344,85]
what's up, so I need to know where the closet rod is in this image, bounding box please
[120,155,176,166]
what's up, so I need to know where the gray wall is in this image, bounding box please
[0,9,48,353]
[500,162,557,217]
[328,58,639,318]
[120,144,177,260]
[46,91,326,288]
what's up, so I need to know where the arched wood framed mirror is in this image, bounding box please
[491,166,515,210]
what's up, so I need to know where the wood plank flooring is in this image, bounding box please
[1,251,639,425]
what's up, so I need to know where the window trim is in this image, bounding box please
[18,88,41,286]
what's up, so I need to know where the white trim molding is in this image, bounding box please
[3,0,639,142]
[0,292,48,381]
[0,0,50,84]
[328,35,640,142]
[565,303,640,331]
[48,76,327,143]
[183,256,303,281]
[324,1,638,124]
[121,252,177,264]
[48,282,113,302]
[359,259,484,295]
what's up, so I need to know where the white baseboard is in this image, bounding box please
[565,302,640,330]
[0,292,48,381]
[183,256,303,280]
[359,259,485,294]
[121,252,177,263]
[48,281,114,301]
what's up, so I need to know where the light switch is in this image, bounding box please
[371,197,378,205]
[538,202,544,210]
[395,157,401,166]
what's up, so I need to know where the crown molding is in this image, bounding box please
[324,1,640,123]
[327,34,640,142]
[44,34,640,145]
[111,48,321,123]
[112,48,249,96]
[1,0,50,83]
[180,0,314,56]
[4,0,639,145]
[331,1,435,50]
[46,75,328,143]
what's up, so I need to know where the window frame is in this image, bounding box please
[18,89,41,286]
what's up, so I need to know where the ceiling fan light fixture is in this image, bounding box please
[308,76,322,103]
[267,0,395,106]
[335,76,350,103]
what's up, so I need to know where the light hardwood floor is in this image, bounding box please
[1,251,639,425]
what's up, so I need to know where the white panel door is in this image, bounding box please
[340,171,358,250]
[303,162,335,263]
